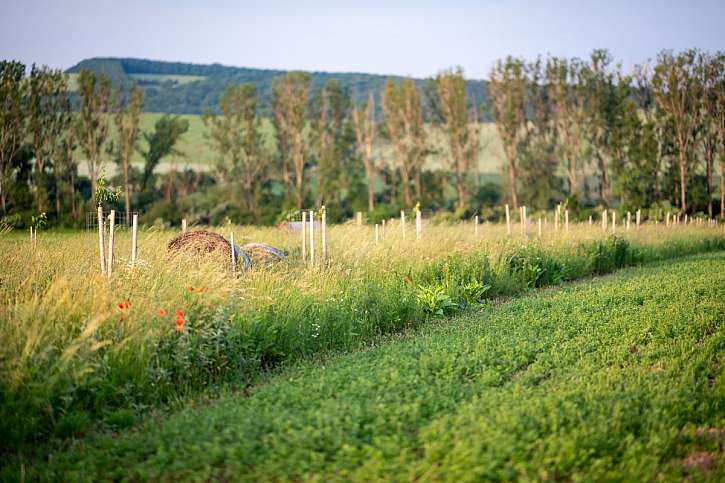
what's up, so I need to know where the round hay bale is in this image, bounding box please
[167,230,250,271]
[241,242,287,266]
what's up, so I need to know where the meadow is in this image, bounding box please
[1,216,724,467]
[10,252,724,481]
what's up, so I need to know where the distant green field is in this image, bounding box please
[66,73,206,91]
[85,112,507,178]
[127,73,206,85]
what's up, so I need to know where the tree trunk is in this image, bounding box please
[506,146,518,210]
[70,170,78,221]
[400,163,412,207]
[89,159,97,208]
[721,171,724,220]
[705,147,713,219]
[0,174,6,214]
[123,149,131,223]
[679,153,687,214]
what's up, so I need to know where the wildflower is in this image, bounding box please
[175,309,186,332]
[158,308,167,317]
[117,301,130,310]
[188,286,194,292]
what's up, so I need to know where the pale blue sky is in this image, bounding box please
[1,0,723,79]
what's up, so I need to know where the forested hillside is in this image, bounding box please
[66,57,489,115]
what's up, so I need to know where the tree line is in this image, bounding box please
[1,48,724,228]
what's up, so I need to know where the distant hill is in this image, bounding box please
[66,57,489,116]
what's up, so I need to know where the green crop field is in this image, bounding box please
[1,221,724,480]
[76,112,507,178]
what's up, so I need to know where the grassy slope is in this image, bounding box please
[17,252,725,481]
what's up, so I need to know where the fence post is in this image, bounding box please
[301,211,306,261]
[230,231,237,274]
[309,210,315,266]
[474,215,479,237]
[627,211,631,231]
[555,204,560,232]
[375,224,379,244]
[107,210,115,279]
[588,215,592,226]
[381,219,386,240]
[612,211,616,233]
[505,204,511,235]
[401,210,406,240]
[416,207,421,240]
[636,209,641,228]
[131,213,138,266]
[602,209,608,232]
[565,209,569,233]
[538,217,542,237]
[522,206,527,238]
[182,218,187,233]
[321,205,327,263]
[97,206,106,275]
[356,211,362,226]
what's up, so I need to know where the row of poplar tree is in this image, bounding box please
[0,48,724,227]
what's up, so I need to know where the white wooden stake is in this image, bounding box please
[375,224,379,244]
[505,204,511,235]
[131,214,138,266]
[588,215,592,226]
[321,206,327,263]
[29,227,33,247]
[97,206,106,275]
[522,206,527,237]
[612,211,616,233]
[636,209,641,228]
[107,210,115,279]
[565,209,569,233]
[538,217,542,237]
[356,211,362,226]
[627,211,631,231]
[685,214,688,225]
[416,208,421,240]
[182,218,187,233]
[230,231,237,274]
[555,204,560,232]
[474,215,479,237]
[401,210,406,240]
[602,209,608,231]
[381,219,386,240]
[666,212,670,227]
[301,211,307,261]
[309,210,314,266]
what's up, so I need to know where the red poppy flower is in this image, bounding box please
[158,308,167,317]
[188,286,194,292]
[175,309,184,318]
[175,317,185,332]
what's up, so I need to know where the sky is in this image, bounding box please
[1,0,724,79]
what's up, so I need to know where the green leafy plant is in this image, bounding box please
[95,172,122,207]
[416,284,458,316]
[30,212,47,230]
[461,280,491,305]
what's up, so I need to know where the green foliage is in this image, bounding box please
[416,284,458,316]
[94,173,121,207]
[29,212,47,230]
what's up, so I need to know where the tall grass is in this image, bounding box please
[0,222,723,454]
